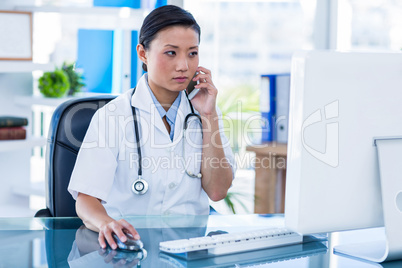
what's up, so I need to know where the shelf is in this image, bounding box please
[0,137,47,152]
[0,205,38,218]
[15,95,74,107]
[15,92,119,107]
[0,61,54,73]
[14,5,145,16]
[12,181,45,198]
[12,5,145,30]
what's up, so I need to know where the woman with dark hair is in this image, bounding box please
[68,5,236,250]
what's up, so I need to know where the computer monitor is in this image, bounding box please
[284,50,402,263]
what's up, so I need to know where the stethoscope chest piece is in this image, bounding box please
[132,176,149,195]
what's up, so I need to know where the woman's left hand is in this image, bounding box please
[189,66,218,116]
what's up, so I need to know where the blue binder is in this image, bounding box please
[260,74,290,143]
[260,75,276,142]
[274,74,290,143]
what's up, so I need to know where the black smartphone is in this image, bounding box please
[187,72,200,100]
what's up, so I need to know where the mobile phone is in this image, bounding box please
[187,72,200,100]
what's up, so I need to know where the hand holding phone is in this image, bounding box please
[186,72,200,100]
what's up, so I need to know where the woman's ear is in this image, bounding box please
[137,44,147,65]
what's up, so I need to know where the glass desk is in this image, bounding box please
[0,214,400,268]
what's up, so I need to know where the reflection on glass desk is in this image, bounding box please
[159,241,327,267]
[0,214,401,268]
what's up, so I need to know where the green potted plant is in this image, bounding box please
[38,68,70,98]
[62,62,85,96]
[216,84,260,214]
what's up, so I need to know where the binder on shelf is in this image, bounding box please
[260,74,290,143]
[275,74,290,143]
[260,75,276,142]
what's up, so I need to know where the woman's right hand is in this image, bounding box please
[98,219,140,250]
[75,193,141,250]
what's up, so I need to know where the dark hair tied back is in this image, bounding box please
[139,5,201,72]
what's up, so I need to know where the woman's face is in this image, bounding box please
[142,26,199,97]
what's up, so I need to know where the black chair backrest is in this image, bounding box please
[44,95,116,217]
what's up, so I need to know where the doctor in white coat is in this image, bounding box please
[68,5,236,250]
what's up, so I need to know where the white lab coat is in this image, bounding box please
[68,74,236,218]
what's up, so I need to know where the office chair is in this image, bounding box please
[35,95,116,217]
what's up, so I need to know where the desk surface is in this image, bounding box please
[0,214,399,268]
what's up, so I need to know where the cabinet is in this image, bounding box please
[0,61,54,216]
[246,143,287,214]
[0,3,146,216]
[0,62,111,217]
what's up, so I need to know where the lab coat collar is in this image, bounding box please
[130,74,154,113]
[131,74,193,143]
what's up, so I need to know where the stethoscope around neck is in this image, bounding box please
[130,88,203,195]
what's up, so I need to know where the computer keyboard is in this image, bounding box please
[159,228,303,256]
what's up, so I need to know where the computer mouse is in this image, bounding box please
[112,233,144,251]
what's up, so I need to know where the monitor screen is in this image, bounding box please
[284,50,402,262]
